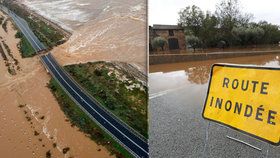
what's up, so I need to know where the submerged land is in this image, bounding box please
[0,0,147,158]
[0,10,113,158]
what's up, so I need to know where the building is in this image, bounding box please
[149,24,186,52]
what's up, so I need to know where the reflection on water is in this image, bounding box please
[149,54,280,158]
[149,54,280,97]
[187,66,209,85]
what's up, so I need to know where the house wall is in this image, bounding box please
[150,29,186,52]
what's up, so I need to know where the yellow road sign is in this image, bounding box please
[203,64,280,145]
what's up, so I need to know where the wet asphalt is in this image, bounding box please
[149,55,280,158]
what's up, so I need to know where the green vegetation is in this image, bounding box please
[48,78,133,158]
[46,150,51,158]
[3,0,65,48]
[27,18,65,48]
[151,37,167,51]
[186,35,201,52]
[178,0,280,49]
[0,43,7,61]
[2,19,7,32]
[64,62,148,138]
[1,41,18,75]
[15,31,36,57]
[0,16,4,25]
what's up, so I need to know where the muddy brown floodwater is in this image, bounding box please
[20,0,147,74]
[150,54,280,95]
[0,11,113,158]
[149,53,280,158]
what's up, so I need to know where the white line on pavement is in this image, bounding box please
[12,14,42,50]
[44,55,148,155]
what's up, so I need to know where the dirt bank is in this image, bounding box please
[0,10,113,158]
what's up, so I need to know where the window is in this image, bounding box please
[168,30,174,36]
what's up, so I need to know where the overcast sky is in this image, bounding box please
[149,0,280,26]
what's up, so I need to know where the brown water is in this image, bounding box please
[0,11,113,158]
[149,54,280,157]
[149,54,280,96]
[20,0,147,73]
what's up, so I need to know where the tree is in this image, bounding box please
[217,40,227,49]
[258,21,280,44]
[178,5,204,36]
[215,0,241,23]
[186,35,201,52]
[178,0,280,49]
[151,37,167,51]
[232,26,264,45]
[215,0,251,46]
[199,12,219,47]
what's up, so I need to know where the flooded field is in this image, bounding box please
[21,0,109,31]
[0,10,113,158]
[149,54,280,158]
[20,0,147,72]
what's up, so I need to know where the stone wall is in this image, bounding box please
[149,26,186,52]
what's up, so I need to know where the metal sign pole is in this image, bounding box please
[203,121,210,158]
[265,143,269,158]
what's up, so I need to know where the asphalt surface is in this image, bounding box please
[3,6,148,158]
[41,54,148,158]
[1,5,46,52]
[149,55,280,158]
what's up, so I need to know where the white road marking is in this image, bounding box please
[44,55,148,155]
[11,13,42,50]
[149,86,186,99]
[226,135,262,151]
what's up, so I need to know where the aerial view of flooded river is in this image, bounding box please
[149,54,280,158]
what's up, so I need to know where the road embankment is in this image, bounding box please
[150,50,280,65]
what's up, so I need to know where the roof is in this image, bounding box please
[152,24,183,30]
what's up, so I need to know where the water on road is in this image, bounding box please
[149,54,280,158]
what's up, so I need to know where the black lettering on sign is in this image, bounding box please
[251,81,259,93]
[260,82,269,95]
[209,96,278,125]
[234,102,242,115]
[232,79,239,89]
[215,98,223,109]
[209,96,214,107]
[268,110,277,125]
[225,100,232,111]
[241,80,249,91]
[255,105,264,121]
[244,105,253,117]
[221,78,270,95]
[223,77,229,88]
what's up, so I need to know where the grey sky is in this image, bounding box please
[149,0,280,26]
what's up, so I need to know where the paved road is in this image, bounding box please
[149,55,280,158]
[3,6,148,158]
[0,5,46,52]
[41,53,148,158]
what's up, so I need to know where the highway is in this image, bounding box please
[0,5,46,52]
[2,6,148,158]
[41,54,148,158]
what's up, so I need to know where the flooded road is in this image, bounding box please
[0,11,113,158]
[21,0,147,72]
[149,54,280,158]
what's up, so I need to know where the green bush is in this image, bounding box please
[65,62,148,138]
[151,37,167,51]
[48,78,133,158]
[15,31,36,58]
